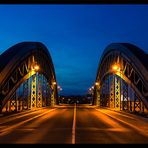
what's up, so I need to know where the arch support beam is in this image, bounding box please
[0,42,58,113]
[94,43,148,116]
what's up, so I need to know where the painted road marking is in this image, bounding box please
[72,103,76,144]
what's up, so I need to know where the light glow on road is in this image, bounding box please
[95,108,148,137]
[0,108,57,136]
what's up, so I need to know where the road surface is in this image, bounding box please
[0,104,147,144]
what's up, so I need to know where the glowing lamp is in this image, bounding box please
[112,63,120,72]
[34,65,39,71]
[95,82,99,86]
[53,82,56,85]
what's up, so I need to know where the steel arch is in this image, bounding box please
[94,43,148,113]
[0,42,58,112]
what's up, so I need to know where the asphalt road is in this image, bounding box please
[0,104,148,144]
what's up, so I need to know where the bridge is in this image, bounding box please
[93,43,148,116]
[0,42,58,114]
[0,42,148,144]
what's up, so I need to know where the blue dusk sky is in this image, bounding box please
[0,4,148,96]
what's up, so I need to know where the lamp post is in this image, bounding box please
[57,85,62,104]
[88,86,94,105]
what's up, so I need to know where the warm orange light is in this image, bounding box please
[95,82,99,86]
[34,65,39,71]
[112,63,120,72]
[53,82,56,85]
[31,64,39,71]
[31,67,35,71]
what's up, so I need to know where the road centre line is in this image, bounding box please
[72,103,76,144]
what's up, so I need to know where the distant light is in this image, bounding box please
[53,82,56,85]
[95,82,99,86]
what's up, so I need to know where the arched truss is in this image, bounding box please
[0,42,58,112]
[94,43,148,113]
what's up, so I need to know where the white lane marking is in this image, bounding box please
[72,103,76,144]
[0,108,57,136]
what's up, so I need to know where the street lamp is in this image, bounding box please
[88,86,95,105]
[52,81,56,85]
[57,85,62,91]
[88,88,91,92]
[57,85,62,104]
[31,64,40,71]
[111,63,123,79]
[95,82,99,86]
[111,63,123,78]
[34,65,39,71]
[112,63,121,72]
